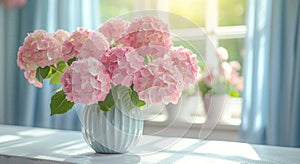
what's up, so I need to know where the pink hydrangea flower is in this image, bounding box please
[229,61,241,70]
[17,30,64,71]
[17,30,69,87]
[52,29,70,62]
[101,46,144,87]
[98,18,129,44]
[228,71,240,85]
[79,31,109,60]
[204,69,215,87]
[136,46,169,59]
[217,47,229,61]
[170,46,199,86]
[118,16,172,52]
[237,77,244,91]
[112,49,144,87]
[61,57,111,105]
[53,29,70,45]
[133,59,183,105]
[24,70,42,88]
[61,27,92,61]
[220,62,233,80]
[101,46,135,75]
[2,0,27,8]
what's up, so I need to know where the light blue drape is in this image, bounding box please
[241,0,300,147]
[0,0,99,130]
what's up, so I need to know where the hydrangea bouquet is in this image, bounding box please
[17,16,199,115]
[198,47,243,97]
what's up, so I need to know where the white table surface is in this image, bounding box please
[0,124,300,164]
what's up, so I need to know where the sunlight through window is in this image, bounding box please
[0,135,21,143]
[195,141,260,160]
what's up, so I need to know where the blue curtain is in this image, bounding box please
[0,0,99,130]
[241,0,300,147]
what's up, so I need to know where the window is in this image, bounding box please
[99,0,247,140]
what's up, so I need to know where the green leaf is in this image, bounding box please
[113,85,135,110]
[67,57,77,66]
[230,90,240,97]
[50,72,61,84]
[50,62,67,85]
[110,39,116,48]
[56,61,67,72]
[143,55,153,65]
[112,85,144,110]
[45,67,53,79]
[50,90,74,116]
[198,81,211,96]
[35,66,51,84]
[98,90,115,111]
[130,90,145,107]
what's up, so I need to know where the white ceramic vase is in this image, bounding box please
[81,100,143,153]
[166,95,202,123]
[203,94,230,123]
[203,94,242,124]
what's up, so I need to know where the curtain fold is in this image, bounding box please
[241,0,300,147]
[0,0,99,130]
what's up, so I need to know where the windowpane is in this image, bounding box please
[168,0,205,29]
[218,38,244,70]
[100,0,134,23]
[218,0,247,26]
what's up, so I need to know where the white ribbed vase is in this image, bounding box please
[81,101,143,154]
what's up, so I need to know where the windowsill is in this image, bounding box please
[143,118,240,142]
[142,95,242,142]
[144,119,240,131]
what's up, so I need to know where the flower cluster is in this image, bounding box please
[1,0,27,8]
[199,47,243,97]
[17,16,199,115]
[17,30,70,87]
